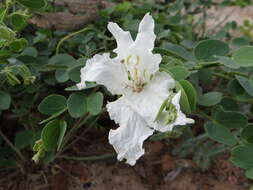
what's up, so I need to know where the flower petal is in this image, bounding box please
[154,91,195,132]
[172,91,195,126]
[77,53,128,95]
[107,22,134,58]
[107,98,154,165]
[129,13,161,74]
[134,13,156,51]
[125,72,175,126]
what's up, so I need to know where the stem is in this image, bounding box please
[197,110,242,145]
[55,108,106,160]
[213,72,231,80]
[189,62,221,71]
[197,110,214,122]
[60,115,99,153]
[56,27,94,54]
[229,71,249,79]
[0,130,26,162]
[0,0,11,23]
[58,113,89,152]
[207,146,229,157]
[58,153,115,161]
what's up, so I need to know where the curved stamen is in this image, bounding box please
[122,54,149,93]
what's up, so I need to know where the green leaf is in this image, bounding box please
[246,168,253,179]
[236,75,253,96]
[205,122,237,146]
[57,124,67,151]
[198,69,212,84]
[48,54,77,83]
[241,124,253,147]
[198,92,222,106]
[49,54,76,67]
[11,13,27,31]
[232,46,253,67]
[177,80,197,113]
[249,75,253,87]
[163,66,190,81]
[232,37,250,47]
[213,109,248,129]
[64,85,80,91]
[87,92,104,115]
[41,119,67,151]
[17,0,47,9]
[163,43,195,61]
[235,93,253,102]
[0,91,11,110]
[0,50,11,59]
[9,38,28,52]
[68,65,82,83]
[230,145,253,169]
[0,8,6,22]
[67,93,87,118]
[176,82,191,114]
[65,83,98,91]
[115,2,131,12]
[194,39,229,62]
[216,56,240,69]
[0,25,15,41]
[220,97,239,111]
[21,47,38,57]
[15,130,34,149]
[38,95,67,115]
[55,69,69,83]
[154,47,188,61]
[228,79,245,96]
[39,108,67,125]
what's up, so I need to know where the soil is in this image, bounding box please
[0,130,251,190]
[197,4,253,36]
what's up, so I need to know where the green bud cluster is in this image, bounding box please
[32,139,45,163]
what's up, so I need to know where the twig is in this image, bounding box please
[60,124,92,153]
[55,164,82,186]
[41,171,49,185]
[35,184,51,190]
[207,9,234,35]
[56,27,94,54]
[197,110,214,122]
[0,130,26,162]
[201,6,207,37]
[0,170,20,184]
[58,114,89,152]
[58,153,115,161]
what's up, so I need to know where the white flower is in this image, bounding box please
[77,13,194,165]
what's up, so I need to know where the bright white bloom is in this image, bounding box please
[77,13,194,165]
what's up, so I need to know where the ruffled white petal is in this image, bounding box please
[154,91,195,132]
[107,22,134,59]
[77,53,128,95]
[107,98,154,165]
[134,13,156,51]
[125,71,175,126]
[129,13,161,75]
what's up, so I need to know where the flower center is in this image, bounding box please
[121,55,150,93]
